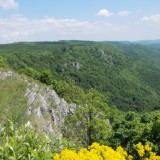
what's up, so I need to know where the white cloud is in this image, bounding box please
[0,15,160,43]
[0,15,133,43]
[0,15,92,42]
[141,15,160,23]
[97,9,113,17]
[0,0,18,9]
[118,11,130,16]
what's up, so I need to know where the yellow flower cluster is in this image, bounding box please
[145,144,152,152]
[136,142,145,157]
[53,142,160,160]
[136,142,160,160]
[53,142,133,160]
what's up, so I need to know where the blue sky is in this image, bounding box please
[0,0,160,43]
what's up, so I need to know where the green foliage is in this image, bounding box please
[18,67,40,80]
[39,70,54,85]
[1,41,160,112]
[0,120,52,159]
[63,89,111,147]
[53,78,85,104]
[0,120,77,159]
[0,120,159,160]
[109,110,160,155]
[0,55,7,68]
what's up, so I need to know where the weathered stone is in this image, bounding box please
[33,107,43,118]
[0,71,14,79]
[43,121,54,133]
[25,81,77,135]
[26,106,32,115]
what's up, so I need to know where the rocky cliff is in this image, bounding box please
[0,69,77,138]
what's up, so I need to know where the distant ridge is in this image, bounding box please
[134,39,160,45]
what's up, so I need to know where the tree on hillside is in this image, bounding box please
[63,89,111,146]
[39,70,54,85]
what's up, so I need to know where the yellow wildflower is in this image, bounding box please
[145,144,152,152]
[136,142,145,157]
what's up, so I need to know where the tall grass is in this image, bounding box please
[0,76,28,125]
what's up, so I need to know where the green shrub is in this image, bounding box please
[0,56,7,68]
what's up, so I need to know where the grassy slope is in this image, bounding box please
[0,70,28,125]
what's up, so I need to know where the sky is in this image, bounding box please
[0,0,160,43]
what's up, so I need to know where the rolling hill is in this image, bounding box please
[0,41,160,112]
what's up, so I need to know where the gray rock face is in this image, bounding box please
[64,62,83,70]
[34,107,43,118]
[25,81,77,135]
[98,48,113,65]
[44,121,54,133]
[0,71,14,79]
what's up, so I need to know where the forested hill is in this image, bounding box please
[0,40,160,112]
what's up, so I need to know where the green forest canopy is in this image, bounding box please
[0,41,160,112]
